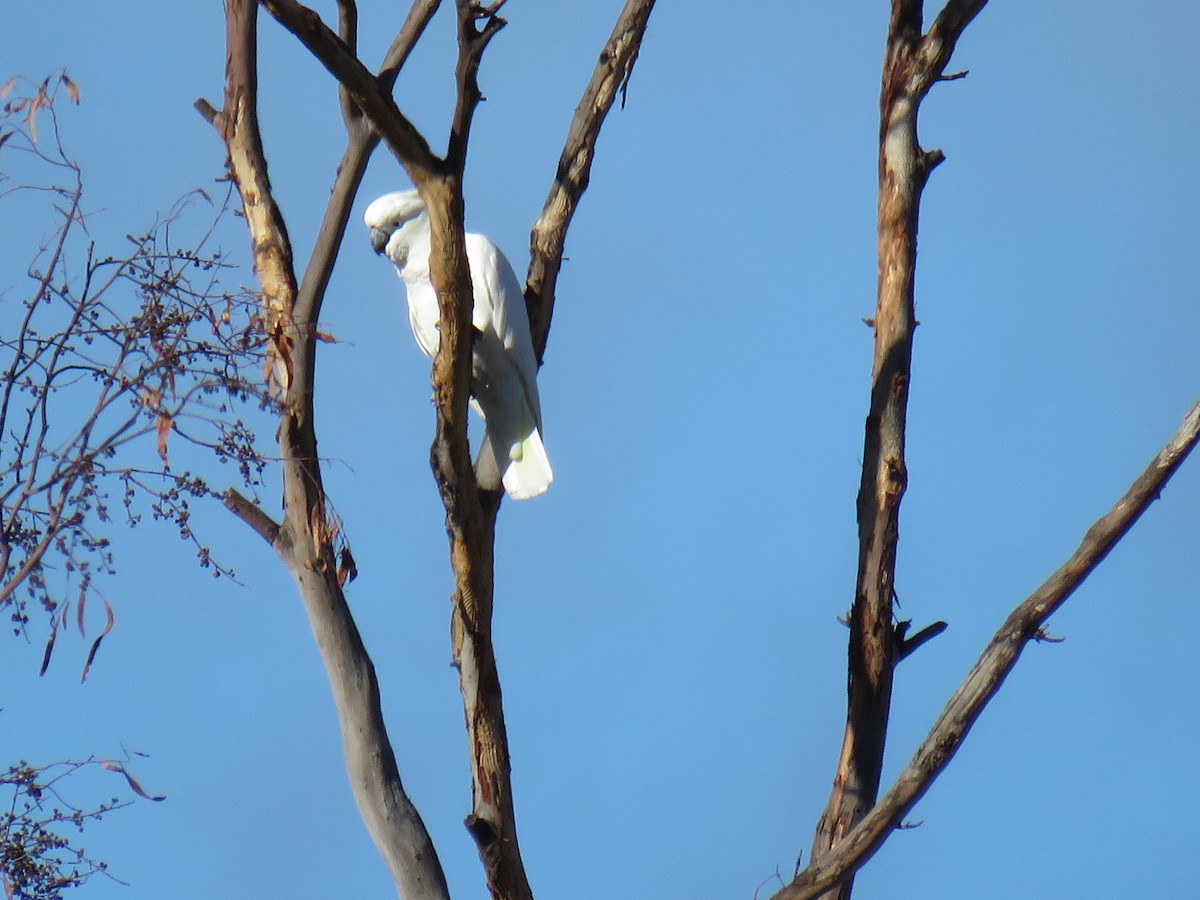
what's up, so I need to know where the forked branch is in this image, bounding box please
[775,397,1200,900]
[807,3,988,898]
[198,3,449,897]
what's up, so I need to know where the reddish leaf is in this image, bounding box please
[80,600,114,683]
[314,330,337,344]
[26,77,49,144]
[336,547,358,587]
[99,760,166,802]
[0,76,17,99]
[156,413,172,465]
[59,72,81,104]
[39,627,56,676]
[76,578,88,637]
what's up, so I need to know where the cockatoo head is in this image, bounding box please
[364,190,428,270]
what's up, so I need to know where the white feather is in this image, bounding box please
[364,190,553,500]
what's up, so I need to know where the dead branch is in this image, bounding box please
[807,3,989,898]
[775,396,1200,900]
[199,4,449,897]
[525,0,658,363]
[212,4,657,897]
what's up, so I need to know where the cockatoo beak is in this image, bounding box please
[369,227,391,255]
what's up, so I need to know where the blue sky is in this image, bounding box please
[3,2,1199,898]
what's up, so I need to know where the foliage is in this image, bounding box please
[0,73,273,669]
[0,756,140,900]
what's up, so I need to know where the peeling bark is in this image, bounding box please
[776,395,1200,899]
[204,3,449,898]
[806,4,987,899]
[204,2,656,897]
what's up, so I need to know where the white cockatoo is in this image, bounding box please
[363,190,552,500]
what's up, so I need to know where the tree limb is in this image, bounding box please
[525,0,658,363]
[222,488,280,545]
[775,396,1200,900]
[243,6,657,897]
[258,0,442,182]
[204,4,450,897]
[808,4,988,897]
[294,1,440,329]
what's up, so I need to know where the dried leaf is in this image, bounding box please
[81,634,105,683]
[156,413,172,465]
[0,131,12,153]
[27,78,49,144]
[314,330,337,344]
[75,573,90,638]
[99,760,166,802]
[39,627,57,677]
[273,331,294,392]
[336,547,358,587]
[140,387,162,411]
[0,76,17,99]
[60,72,81,104]
[80,601,114,683]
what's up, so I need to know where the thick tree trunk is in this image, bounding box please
[209,4,450,898]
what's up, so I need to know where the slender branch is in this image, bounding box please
[294,1,441,330]
[808,5,987,897]
[335,0,360,125]
[258,0,442,182]
[379,1,444,91]
[776,396,1200,900]
[446,1,506,171]
[437,6,659,896]
[525,0,657,363]
[895,619,947,661]
[923,0,989,72]
[426,9,528,898]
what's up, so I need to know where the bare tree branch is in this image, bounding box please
[808,4,988,897]
[199,4,449,897]
[923,0,990,72]
[258,0,442,182]
[776,396,1200,900]
[525,0,657,363]
[434,5,659,895]
[379,1,445,90]
[424,7,528,895]
[204,5,656,897]
[295,1,440,329]
[222,487,280,544]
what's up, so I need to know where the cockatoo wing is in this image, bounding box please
[464,234,552,499]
